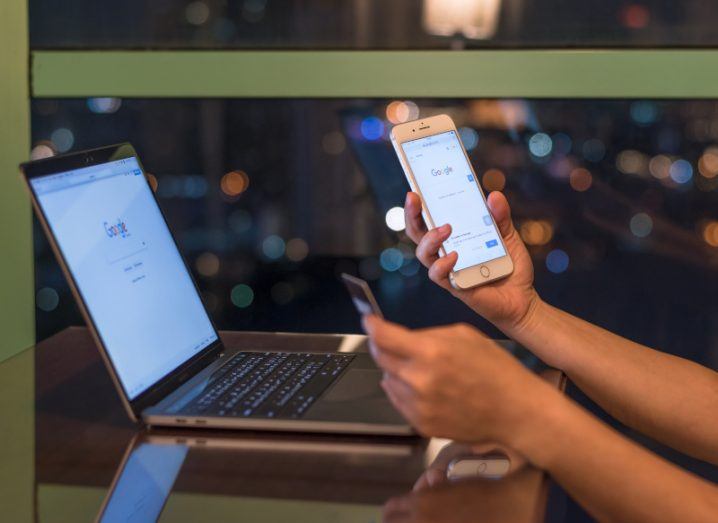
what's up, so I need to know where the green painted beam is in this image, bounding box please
[1,0,33,362]
[32,50,718,99]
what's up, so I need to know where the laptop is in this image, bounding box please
[21,143,412,435]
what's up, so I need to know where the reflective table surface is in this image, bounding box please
[0,327,564,522]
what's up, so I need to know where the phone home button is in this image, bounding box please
[480,266,490,278]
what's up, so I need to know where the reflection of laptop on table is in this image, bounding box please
[21,143,411,435]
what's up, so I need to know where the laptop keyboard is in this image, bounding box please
[181,352,355,419]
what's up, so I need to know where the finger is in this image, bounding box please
[416,224,451,268]
[362,315,417,358]
[413,468,446,492]
[404,192,428,244]
[427,251,457,289]
[367,341,405,375]
[487,191,518,240]
[382,375,418,419]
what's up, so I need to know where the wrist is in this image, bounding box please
[495,289,544,339]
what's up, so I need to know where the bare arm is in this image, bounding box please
[508,299,718,465]
[365,317,718,523]
[404,190,718,463]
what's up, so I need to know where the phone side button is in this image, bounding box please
[480,266,490,278]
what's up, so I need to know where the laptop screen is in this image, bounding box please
[30,157,218,400]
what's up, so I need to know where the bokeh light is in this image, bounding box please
[649,154,672,179]
[228,209,252,234]
[551,133,572,156]
[50,128,74,153]
[36,287,59,312]
[195,252,220,277]
[520,220,554,246]
[582,139,606,162]
[360,117,385,141]
[271,282,294,305]
[669,159,693,184]
[702,221,718,247]
[87,97,122,114]
[385,206,405,231]
[386,101,419,124]
[629,213,653,238]
[546,249,569,274]
[528,133,552,158]
[286,238,309,262]
[380,247,404,272]
[230,284,254,308]
[481,168,506,191]
[262,235,286,260]
[146,173,159,192]
[458,127,479,151]
[185,1,210,25]
[321,131,346,155]
[616,149,647,175]
[619,4,650,29]
[30,142,55,160]
[630,101,658,125]
[221,170,250,197]
[698,147,718,179]
[569,167,592,191]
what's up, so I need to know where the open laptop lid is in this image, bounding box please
[21,144,223,420]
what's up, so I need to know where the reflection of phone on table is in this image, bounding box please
[341,273,383,318]
[391,114,513,289]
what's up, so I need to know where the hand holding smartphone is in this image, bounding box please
[390,114,513,289]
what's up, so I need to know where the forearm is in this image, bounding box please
[509,384,718,523]
[503,299,718,463]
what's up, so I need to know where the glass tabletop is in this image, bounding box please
[0,327,560,522]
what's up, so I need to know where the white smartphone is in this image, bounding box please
[390,114,513,289]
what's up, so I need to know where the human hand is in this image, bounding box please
[404,191,539,335]
[363,316,548,444]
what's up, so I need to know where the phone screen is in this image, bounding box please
[401,130,506,271]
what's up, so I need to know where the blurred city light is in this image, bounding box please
[321,131,346,155]
[385,206,406,231]
[195,252,220,277]
[546,249,569,274]
[630,101,658,125]
[185,1,210,25]
[702,221,718,247]
[582,138,606,162]
[146,173,159,192]
[386,101,419,124]
[423,0,502,40]
[50,128,74,153]
[481,168,506,191]
[528,133,552,158]
[616,149,648,176]
[228,209,252,234]
[262,235,286,260]
[698,147,718,178]
[569,167,592,191]
[221,170,250,196]
[551,132,572,156]
[619,4,650,29]
[458,127,479,151]
[286,238,309,262]
[630,213,653,238]
[520,220,553,246]
[36,287,59,312]
[360,117,385,141]
[380,247,404,272]
[649,154,672,179]
[271,281,294,305]
[87,97,122,114]
[30,142,55,160]
[230,284,254,308]
[669,159,693,184]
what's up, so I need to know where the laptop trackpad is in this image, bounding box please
[303,369,407,424]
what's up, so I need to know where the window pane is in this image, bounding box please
[30,0,718,49]
[31,98,718,369]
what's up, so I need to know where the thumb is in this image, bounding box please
[362,315,414,357]
[487,191,517,240]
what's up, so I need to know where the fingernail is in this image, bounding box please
[438,224,451,234]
